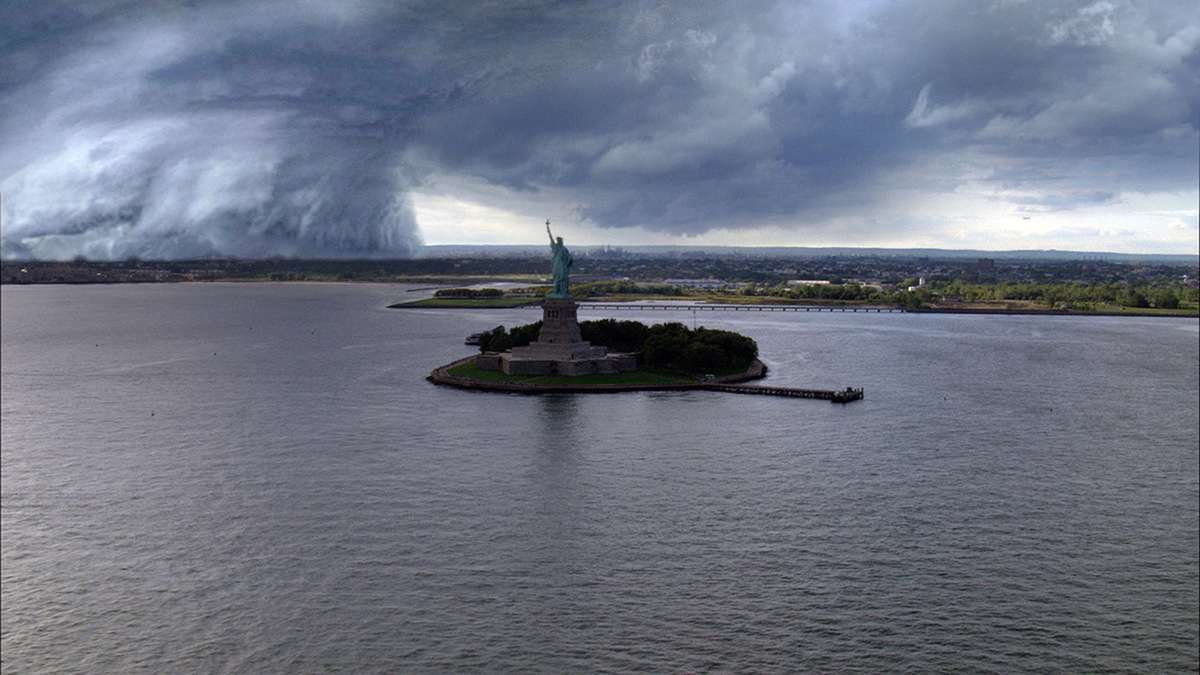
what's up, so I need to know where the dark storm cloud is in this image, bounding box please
[1,0,1197,258]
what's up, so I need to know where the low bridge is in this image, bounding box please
[525,303,904,313]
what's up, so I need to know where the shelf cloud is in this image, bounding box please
[2,0,1197,259]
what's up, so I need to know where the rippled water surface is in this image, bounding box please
[3,283,1197,672]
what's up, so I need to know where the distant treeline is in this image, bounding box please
[547,278,1197,310]
[478,319,758,374]
[572,280,687,296]
[922,279,1195,310]
[748,279,1197,310]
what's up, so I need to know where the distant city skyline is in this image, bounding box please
[2,0,1197,260]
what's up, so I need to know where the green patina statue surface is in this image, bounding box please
[546,219,572,298]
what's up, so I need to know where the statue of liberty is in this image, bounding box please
[545,219,572,298]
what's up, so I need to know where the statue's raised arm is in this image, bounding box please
[546,219,554,244]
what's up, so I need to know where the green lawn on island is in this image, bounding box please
[446,361,698,386]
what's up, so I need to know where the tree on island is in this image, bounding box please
[477,322,543,353]
[478,319,757,374]
[434,287,504,299]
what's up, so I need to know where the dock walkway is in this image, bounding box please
[702,383,864,403]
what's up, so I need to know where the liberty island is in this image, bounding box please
[427,221,861,400]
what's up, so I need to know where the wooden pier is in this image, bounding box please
[702,383,864,403]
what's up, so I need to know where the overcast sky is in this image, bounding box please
[1,0,1197,259]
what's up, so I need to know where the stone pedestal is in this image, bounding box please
[537,298,584,344]
[475,297,637,376]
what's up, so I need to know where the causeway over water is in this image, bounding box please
[523,302,903,313]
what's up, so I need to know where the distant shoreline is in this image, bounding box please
[391,298,1199,319]
[2,281,1193,318]
[4,259,1195,319]
[908,306,1199,318]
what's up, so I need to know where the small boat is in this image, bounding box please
[464,332,484,345]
